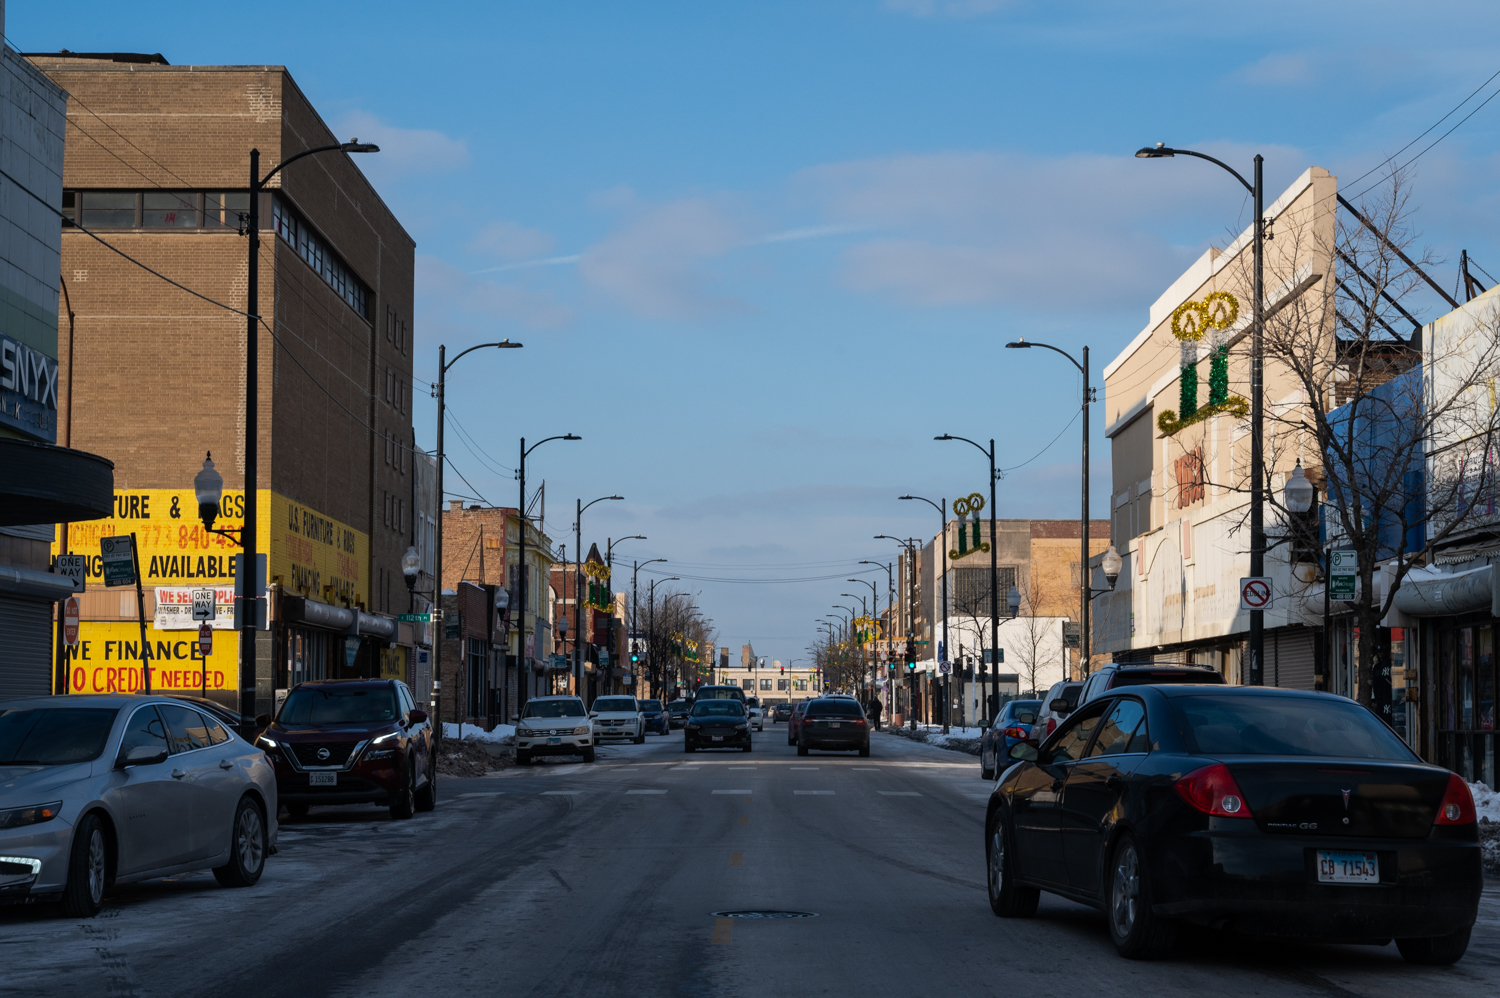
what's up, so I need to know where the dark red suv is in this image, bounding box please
[255,679,436,820]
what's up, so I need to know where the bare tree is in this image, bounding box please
[1009,575,1057,696]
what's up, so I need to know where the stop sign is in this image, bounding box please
[63,596,80,646]
[198,623,213,658]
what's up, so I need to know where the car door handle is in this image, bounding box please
[171,769,187,779]
[219,759,235,770]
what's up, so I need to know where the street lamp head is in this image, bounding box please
[193,452,224,530]
[1101,545,1123,590]
[1005,339,1029,349]
[934,434,954,441]
[400,545,421,586]
[1007,585,1022,615]
[1135,143,1174,159]
[496,339,524,349]
[564,434,582,441]
[1284,461,1316,514]
[340,138,381,154]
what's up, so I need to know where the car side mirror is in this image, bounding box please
[409,708,427,725]
[1008,742,1039,763]
[116,744,169,769]
[255,713,271,728]
[589,712,598,718]
[1017,712,1036,725]
[1049,698,1072,714]
[977,719,990,729]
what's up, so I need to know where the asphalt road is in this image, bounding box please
[2,725,1497,998]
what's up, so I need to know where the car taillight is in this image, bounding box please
[1174,763,1253,818]
[853,719,867,727]
[1434,772,1476,825]
[1045,719,1057,735]
[1003,726,1027,739]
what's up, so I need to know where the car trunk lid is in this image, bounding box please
[1225,759,1447,838]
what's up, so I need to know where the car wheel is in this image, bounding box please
[60,812,107,918]
[986,811,1038,918]
[515,749,531,766]
[684,741,696,753]
[858,743,870,758]
[212,796,267,888]
[742,741,752,753]
[1397,926,1472,965]
[285,803,310,819]
[1106,833,1175,959]
[389,764,416,820]
[797,742,809,757]
[634,731,645,745]
[582,747,596,763]
[415,756,437,812]
[981,751,994,781]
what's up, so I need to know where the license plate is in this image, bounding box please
[712,736,724,742]
[548,737,562,744]
[309,772,336,786]
[830,722,841,728]
[1316,850,1378,884]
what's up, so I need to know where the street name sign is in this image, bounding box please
[99,536,136,587]
[53,554,86,592]
[1329,550,1357,601]
[191,588,216,621]
[398,612,431,623]
[1239,577,1273,611]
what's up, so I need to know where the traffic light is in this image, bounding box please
[780,665,784,675]
[905,637,916,671]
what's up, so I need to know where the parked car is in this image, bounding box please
[787,700,812,745]
[667,700,692,729]
[771,703,794,723]
[590,696,645,745]
[514,696,594,764]
[1032,681,1083,740]
[694,685,747,704]
[639,699,670,735]
[0,694,277,917]
[979,698,1041,780]
[1076,662,1225,705]
[985,685,1482,963]
[167,694,244,732]
[258,679,436,819]
[748,704,765,732]
[684,700,752,753]
[796,698,870,757]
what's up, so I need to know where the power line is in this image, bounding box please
[1003,409,1080,472]
[1349,69,1500,202]
[1343,65,1500,194]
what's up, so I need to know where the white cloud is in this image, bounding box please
[416,255,573,329]
[468,220,556,260]
[332,110,470,178]
[884,0,1018,16]
[1234,52,1315,86]
[578,196,748,320]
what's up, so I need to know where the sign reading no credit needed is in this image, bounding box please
[1239,577,1273,611]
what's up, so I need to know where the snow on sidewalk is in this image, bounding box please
[443,722,516,745]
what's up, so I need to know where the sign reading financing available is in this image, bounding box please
[1329,549,1358,601]
[1239,577,1273,611]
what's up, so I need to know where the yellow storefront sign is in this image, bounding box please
[52,489,367,605]
[61,621,238,694]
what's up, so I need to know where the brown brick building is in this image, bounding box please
[32,52,418,717]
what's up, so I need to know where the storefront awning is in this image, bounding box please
[1392,565,1497,618]
[282,595,396,639]
[0,438,113,526]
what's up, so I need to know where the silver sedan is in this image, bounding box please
[0,694,279,916]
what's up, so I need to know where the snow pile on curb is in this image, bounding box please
[443,722,515,746]
[1472,782,1500,874]
[884,725,981,756]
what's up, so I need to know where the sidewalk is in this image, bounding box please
[882,722,982,755]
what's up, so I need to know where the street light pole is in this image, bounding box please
[574,495,624,703]
[632,556,666,694]
[1004,340,1093,675]
[860,559,894,707]
[514,434,581,722]
[875,534,922,728]
[1137,143,1265,685]
[936,435,998,718]
[603,535,644,696]
[900,494,950,731]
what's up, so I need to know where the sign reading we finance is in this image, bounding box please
[60,621,238,693]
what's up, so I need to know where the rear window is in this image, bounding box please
[805,701,864,718]
[640,700,663,711]
[1112,669,1224,688]
[1171,695,1415,761]
[695,687,745,701]
[0,708,117,765]
[692,701,745,717]
[594,698,637,712]
[280,687,399,725]
[521,699,587,718]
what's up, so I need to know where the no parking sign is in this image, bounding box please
[1239,577,1272,611]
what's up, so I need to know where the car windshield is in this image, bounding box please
[1114,669,1224,687]
[691,701,745,717]
[668,701,689,711]
[805,700,863,718]
[1172,695,1416,760]
[0,707,117,765]
[279,687,398,725]
[695,688,744,700]
[640,700,663,711]
[522,699,587,718]
[594,698,637,712]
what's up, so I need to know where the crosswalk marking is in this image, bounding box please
[625,789,668,794]
[878,791,922,797]
[539,790,582,795]
[794,790,834,795]
[712,789,752,794]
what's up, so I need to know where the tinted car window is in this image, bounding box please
[0,707,117,765]
[280,687,400,725]
[1112,669,1224,688]
[203,713,232,745]
[691,701,746,717]
[805,701,863,718]
[157,703,212,753]
[1087,699,1148,757]
[695,687,745,701]
[1172,695,1415,760]
[594,698,637,712]
[521,699,587,719]
[118,706,169,756]
[640,700,664,711]
[1045,702,1109,764]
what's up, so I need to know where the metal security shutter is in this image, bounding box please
[1273,629,1317,691]
[0,596,54,699]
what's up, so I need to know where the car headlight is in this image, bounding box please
[255,735,278,750]
[574,726,590,735]
[0,802,62,830]
[370,731,399,745]
[735,723,747,730]
[364,748,395,760]
[687,723,700,731]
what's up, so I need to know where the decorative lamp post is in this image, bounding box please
[1101,545,1123,589]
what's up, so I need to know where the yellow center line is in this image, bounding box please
[730,851,743,866]
[711,917,733,944]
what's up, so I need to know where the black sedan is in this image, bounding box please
[639,699,671,735]
[986,685,1481,964]
[667,700,692,729]
[684,700,752,752]
[797,698,870,756]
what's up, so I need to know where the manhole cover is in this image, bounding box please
[711,910,818,919]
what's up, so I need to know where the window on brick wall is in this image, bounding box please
[386,307,396,344]
[142,191,197,227]
[270,197,372,320]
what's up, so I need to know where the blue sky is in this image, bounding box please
[18,1,1500,666]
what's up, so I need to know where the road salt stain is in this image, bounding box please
[730,852,743,866]
[711,917,733,944]
[739,816,749,826]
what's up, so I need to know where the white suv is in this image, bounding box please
[515,696,594,764]
[591,695,646,744]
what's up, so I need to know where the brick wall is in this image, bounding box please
[441,503,513,592]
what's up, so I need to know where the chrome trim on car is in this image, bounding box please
[280,739,369,772]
